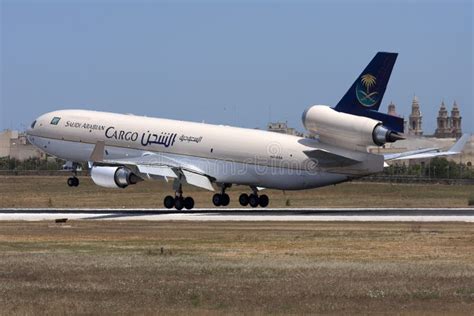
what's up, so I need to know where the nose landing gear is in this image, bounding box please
[67,176,79,187]
[65,161,80,187]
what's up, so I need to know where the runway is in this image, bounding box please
[0,208,473,222]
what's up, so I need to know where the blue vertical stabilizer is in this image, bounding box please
[334,52,404,133]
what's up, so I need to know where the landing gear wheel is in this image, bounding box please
[164,195,175,209]
[239,193,249,206]
[184,197,195,210]
[174,197,184,210]
[212,193,222,207]
[249,194,259,208]
[67,177,79,187]
[259,194,269,208]
[221,193,230,206]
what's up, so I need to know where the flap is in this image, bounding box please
[137,165,177,178]
[182,169,214,191]
[304,149,360,167]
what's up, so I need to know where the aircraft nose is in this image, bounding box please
[26,117,41,146]
[26,118,38,135]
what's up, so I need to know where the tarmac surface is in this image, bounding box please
[0,208,473,222]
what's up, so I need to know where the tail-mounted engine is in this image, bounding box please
[90,166,142,189]
[302,105,403,152]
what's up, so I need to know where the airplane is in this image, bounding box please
[26,52,468,210]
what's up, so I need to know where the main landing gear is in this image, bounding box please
[238,187,269,208]
[163,178,194,210]
[163,195,194,210]
[211,184,270,208]
[212,184,231,207]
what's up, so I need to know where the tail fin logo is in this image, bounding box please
[356,73,379,107]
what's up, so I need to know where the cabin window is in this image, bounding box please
[50,117,61,125]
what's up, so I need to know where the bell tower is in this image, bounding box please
[451,100,462,138]
[435,101,450,138]
[408,95,423,136]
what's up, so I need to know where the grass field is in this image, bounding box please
[0,221,473,314]
[0,176,473,208]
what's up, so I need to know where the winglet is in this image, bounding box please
[89,141,105,162]
[448,134,469,153]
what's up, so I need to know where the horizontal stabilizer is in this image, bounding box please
[448,133,469,153]
[304,149,360,168]
[385,134,470,162]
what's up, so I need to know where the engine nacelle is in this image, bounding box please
[302,105,403,151]
[90,166,141,189]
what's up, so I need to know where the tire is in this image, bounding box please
[73,177,79,187]
[164,195,175,209]
[175,197,184,210]
[239,193,249,206]
[221,193,230,206]
[184,197,195,210]
[67,178,74,187]
[259,194,269,207]
[249,194,259,208]
[212,194,222,207]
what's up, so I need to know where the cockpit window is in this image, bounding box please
[30,120,37,129]
[50,117,61,125]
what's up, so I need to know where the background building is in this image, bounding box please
[435,101,462,138]
[408,96,423,136]
[375,97,471,166]
[387,101,398,117]
[267,121,303,136]
[0,130,44,160]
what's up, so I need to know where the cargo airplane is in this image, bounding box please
[26,52,468,209]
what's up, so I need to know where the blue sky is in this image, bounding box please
[1,0,472,133]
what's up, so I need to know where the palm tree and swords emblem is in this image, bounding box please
[356,73,379,107]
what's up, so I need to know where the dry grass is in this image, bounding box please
[0,176,472,208]
[0,221,472,314]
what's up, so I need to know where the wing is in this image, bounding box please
[90,149,215,191]
[384,134,469,162]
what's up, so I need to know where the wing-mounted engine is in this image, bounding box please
[90,165,142,189]
[302,105,403,152]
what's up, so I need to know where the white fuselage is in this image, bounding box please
[27,109,383,190]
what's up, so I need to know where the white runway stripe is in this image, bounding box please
[0,208,473,222]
